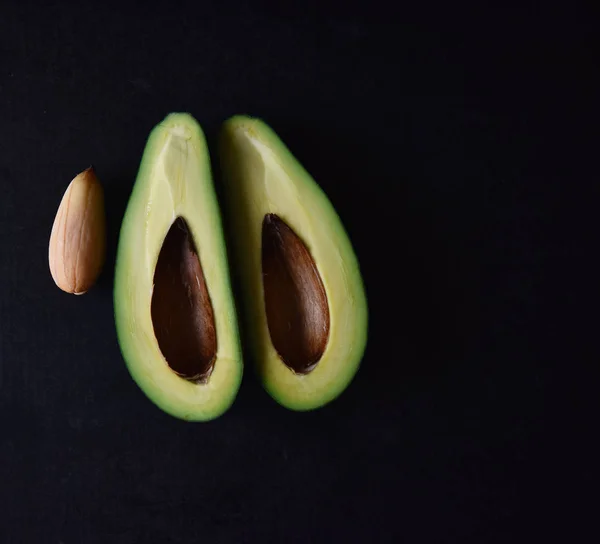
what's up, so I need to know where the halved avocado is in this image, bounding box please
[114,113,242,421]
[219,115,368,411]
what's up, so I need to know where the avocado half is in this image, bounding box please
[114,113,243,421]
[219,116,368,411]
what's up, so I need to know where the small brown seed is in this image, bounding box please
[49,167,106,294]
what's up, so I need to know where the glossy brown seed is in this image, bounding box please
[151,217,217,382]
[262,213,330,374]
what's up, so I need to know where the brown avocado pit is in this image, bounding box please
[261,213,330,374]
[151,217,217,383]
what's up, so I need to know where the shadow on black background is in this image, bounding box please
[95,166,138,294]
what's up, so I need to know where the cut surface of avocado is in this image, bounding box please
[114,113,242,421]
[219,116,368,411]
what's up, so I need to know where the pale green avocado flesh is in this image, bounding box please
[219,116,368,411]
[114,113,243,421]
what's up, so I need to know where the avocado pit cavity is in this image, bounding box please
[151,217,217,382]
[262,213,330,374]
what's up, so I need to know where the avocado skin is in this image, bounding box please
[114,113,243,421]
[219,115,368,411]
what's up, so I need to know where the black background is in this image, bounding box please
[0,2,596,542]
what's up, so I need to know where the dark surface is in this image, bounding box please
[0,2,595,543]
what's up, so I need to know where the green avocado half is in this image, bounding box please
[114,113,243,421]
[219,115,368,411]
